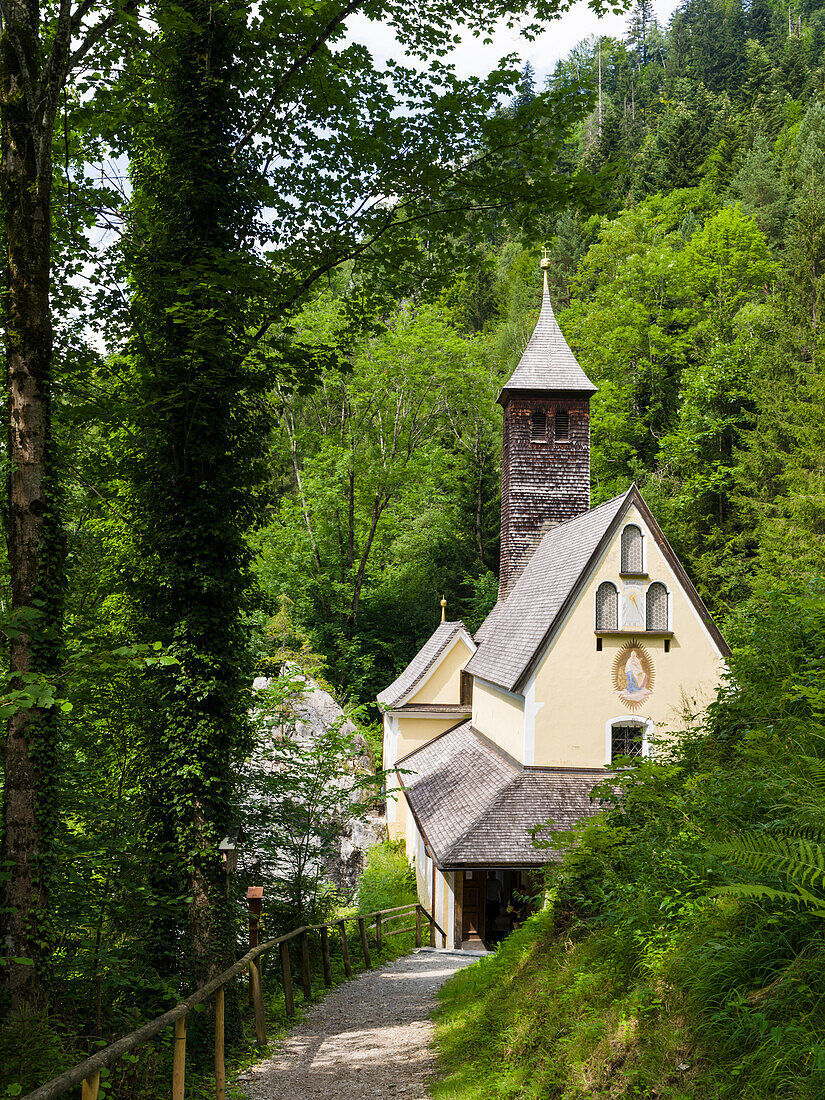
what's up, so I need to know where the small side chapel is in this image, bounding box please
[377,256,730,950]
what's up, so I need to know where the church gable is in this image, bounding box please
[523,490,729,768]
[377,621,474,709]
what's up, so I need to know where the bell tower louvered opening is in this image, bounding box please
[530,411,547,443]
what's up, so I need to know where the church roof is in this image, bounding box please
[499,271,597,403]
[467,490,631,692]
[397,722,605,866]
[376,621,474,708]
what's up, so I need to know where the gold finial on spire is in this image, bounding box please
[440,595,447,623]
[540,246,551,270]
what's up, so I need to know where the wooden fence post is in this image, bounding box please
[375,911,383,954]
[415,905,422,948]
[320,925,332,986]
[429,910,435,948]
[280,941,295,1018]
[250,959,268,1045]
[338,919,352,978]
[215,984,225,1100]
[358,916,372,968]
[81,1071,100,1100]
[299,930,312,1001]
[172,1014,187,1100]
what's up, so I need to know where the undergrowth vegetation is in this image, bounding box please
[433,582,825,1099]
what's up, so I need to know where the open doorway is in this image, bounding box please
[457,869,540,950]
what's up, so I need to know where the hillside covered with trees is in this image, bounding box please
[3,0,825,1093]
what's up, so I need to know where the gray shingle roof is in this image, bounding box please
[467,490,632,692]
[399,723,605,866]
[398,722,515,857]
[376,621,474,707]
[499,273,597,401]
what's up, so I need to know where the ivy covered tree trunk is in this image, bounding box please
[0,0,63,1012]
[126,0,261,987]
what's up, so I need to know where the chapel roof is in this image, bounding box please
[376,621,474,708]
[498,270,597,403]
[398,722,605,866]
[466,490,632,692]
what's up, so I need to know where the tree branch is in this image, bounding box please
[232,0,363,155]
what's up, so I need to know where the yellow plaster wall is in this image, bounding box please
[529,504,726,768]
[407,636,472,705]
[472,679,524,761]
[396,716,459,760]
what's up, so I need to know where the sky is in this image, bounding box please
[346,0,681,82]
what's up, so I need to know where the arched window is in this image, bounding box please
[621,524,644,574]
[646,582,669,631]
[554,408,569,443]
[611,721,645,761]
[530,411,547,443]
[595,581,618,631]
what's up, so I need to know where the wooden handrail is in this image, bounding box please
[20,902,425,1100]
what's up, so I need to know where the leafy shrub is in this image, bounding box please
[356,839,417,914]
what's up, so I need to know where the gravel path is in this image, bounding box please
[239,949,480,1100]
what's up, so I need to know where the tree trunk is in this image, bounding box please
[0,0,62,1011]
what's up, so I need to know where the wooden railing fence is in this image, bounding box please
[21,903,447,1100]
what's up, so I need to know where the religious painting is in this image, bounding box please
[621,582,645,630]
[613,640,654,710]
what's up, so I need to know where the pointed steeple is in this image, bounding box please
[498,262,596,406]
[497,254,595,599]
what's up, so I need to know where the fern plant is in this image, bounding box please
[711,754,825,918]
[712,831,825,919]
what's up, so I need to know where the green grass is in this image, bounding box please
[433,908,713,1100]
[431,902,825,1100]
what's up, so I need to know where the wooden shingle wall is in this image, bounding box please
[499,392,591,599]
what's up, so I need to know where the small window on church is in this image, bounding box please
[621,524,644,574]
[646,582,669,631]
[460,669,472,705]
[530,411,547,443]
[595,581,618,631]
[554,408,570,443]
[611,723,644,762]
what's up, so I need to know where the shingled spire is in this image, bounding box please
[498,256,596,599]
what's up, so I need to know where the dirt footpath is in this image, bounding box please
[239,948,480,1100]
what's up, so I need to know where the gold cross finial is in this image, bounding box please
[440,595,447,623]
[540,246,551,270]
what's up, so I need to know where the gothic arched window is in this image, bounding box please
[621,524,644,574]
[646,582,669,631]
[595,581,618,631]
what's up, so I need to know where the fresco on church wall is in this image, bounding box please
[621,582,645,630]
[613,641,654,710]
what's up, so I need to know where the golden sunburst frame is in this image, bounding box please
[612,639,654,711]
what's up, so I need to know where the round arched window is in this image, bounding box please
[621,524,644,574]
[646,582,669,631]
[595,581,618,631]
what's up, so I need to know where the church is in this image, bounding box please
[377,256,730,950]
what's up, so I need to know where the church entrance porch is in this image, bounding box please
[454,869,539,950]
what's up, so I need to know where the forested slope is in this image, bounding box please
[422,4,825,1097]
[259,0,825,706]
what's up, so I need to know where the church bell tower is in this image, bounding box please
[498,255,596,599]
